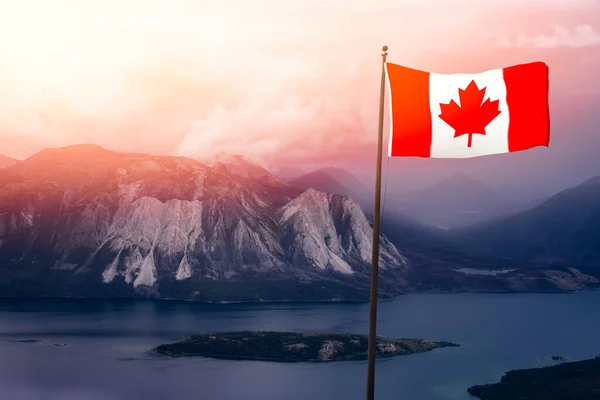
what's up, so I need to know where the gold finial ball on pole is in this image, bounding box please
[382,45,388,52]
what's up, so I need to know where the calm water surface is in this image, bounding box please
[1,292,600,400]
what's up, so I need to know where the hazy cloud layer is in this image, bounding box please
[499,25,600,48]
[0,0,598,171]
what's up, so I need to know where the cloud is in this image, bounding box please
[500,25,600,48]
[1,0,599,165]
[502,0,599,7]
[175,95,376,166]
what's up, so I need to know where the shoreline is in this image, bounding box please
[0,288,595,306]
[467,356,600,399]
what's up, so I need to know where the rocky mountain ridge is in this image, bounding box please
[285,168,600,294]
[1,145,599,301]
[0,145,408,301]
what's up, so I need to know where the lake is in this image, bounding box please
[1,292,600,400]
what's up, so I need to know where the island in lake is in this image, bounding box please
[154,331,458,362]
[468,356,600,400]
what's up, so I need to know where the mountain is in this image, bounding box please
[0,145,409,301]
[287,168,598,292]
[289,167,372,209]
[269,166,306,181]
[394,174,531,230]
[1,145,595,300]
[290,171,352,196]
[209,154,289,188]
[288,168,473,263]
[455,176,600,278]
[0,155,18,168]
[320,167,372,195]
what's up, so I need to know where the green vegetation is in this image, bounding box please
[468,357,600,400]
[154,331,458,362]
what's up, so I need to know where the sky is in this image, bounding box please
[0,0,599,196]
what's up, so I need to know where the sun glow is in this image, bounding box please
[0,0,597,165]
[0,2,248,109]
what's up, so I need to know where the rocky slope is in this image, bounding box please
[288,169,600,293]
[0,145,409,301]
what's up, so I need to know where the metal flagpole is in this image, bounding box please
[366,45,388,400]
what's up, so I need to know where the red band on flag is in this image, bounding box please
[503,62,550,153]
[386,64,432,157]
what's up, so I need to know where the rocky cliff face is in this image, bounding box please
[0,145,409,301]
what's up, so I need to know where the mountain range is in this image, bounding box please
[289,165,600,293]
[455,176,600,277]
[288,169,542,230]
[0,145,408,302]
[393,174,542,230]
[288,167,372,210]
[1,145,598,301]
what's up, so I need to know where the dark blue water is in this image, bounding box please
[1,292,600,400]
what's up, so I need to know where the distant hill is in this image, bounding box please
[319,167,372,196]
[394,174,537,230]
[270,166,305,181]
[455,175,600,276]
[289,170,352,196]
[468,357,600,400]
[209,154,287,185]
[0,155,18,168]
[289,167,371,208]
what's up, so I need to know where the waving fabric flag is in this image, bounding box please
[366,52,551,400]
[385,62,550,158]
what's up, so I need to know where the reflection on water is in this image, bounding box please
[453,268,515,276]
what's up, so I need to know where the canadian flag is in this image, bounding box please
[385,62,550,158]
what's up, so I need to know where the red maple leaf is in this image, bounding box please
[438,80,501,147]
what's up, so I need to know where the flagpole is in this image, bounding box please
[366,45,388,400]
